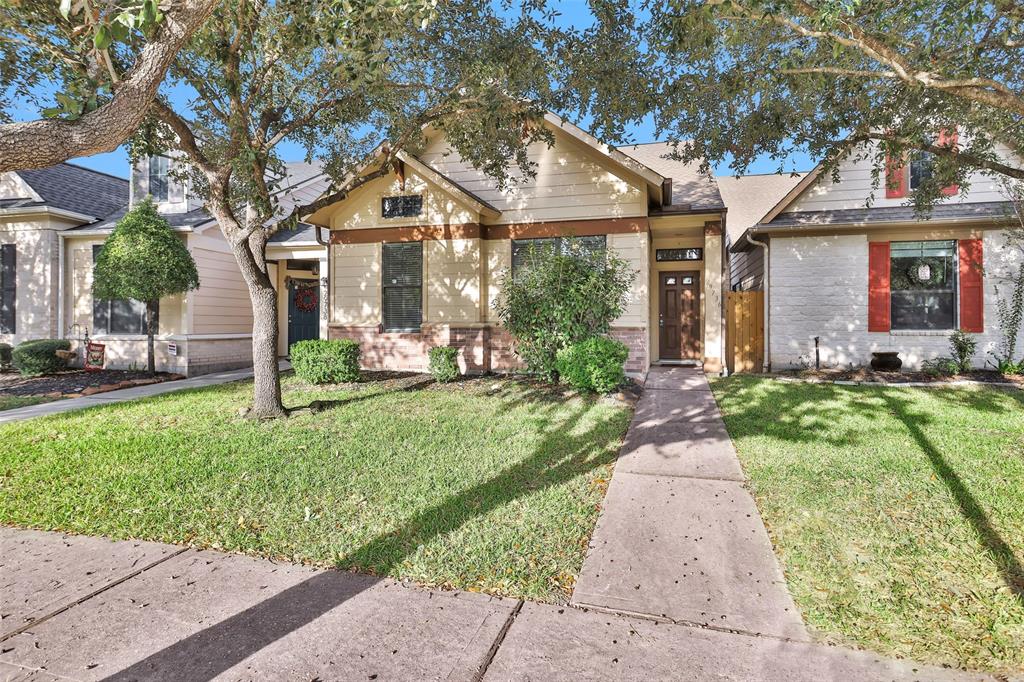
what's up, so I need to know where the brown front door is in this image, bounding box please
[659,272,701,360]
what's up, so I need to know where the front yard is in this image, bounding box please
[711,377,1024,674]
[0,373,631,602]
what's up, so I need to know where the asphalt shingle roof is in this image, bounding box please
[9,163,128,220]
[717,173,807,243]
[760,201,1016,228]
[619,142,725,211]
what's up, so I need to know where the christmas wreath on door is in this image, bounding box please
[293,284,319,312]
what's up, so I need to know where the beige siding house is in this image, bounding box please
[729,139,1024,370]
[0,161,272,376]
[306,114,728,375]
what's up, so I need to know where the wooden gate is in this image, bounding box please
[726,291,764,373]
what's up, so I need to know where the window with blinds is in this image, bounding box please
[92,245,158,335]
[511,235,606,277]
[382,242,423,332]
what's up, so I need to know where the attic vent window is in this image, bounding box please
[382,195,423,219]
[656,248,703,262]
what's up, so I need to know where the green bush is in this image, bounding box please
[290,339,361,384]
[428,346,460,383]
[993,357,1023,376]
[0,342,12,371]
[493,239,636,382]
[948,330,977,373]
[12,339,71,376]
[921,357,958,378]
[555,336,629,393]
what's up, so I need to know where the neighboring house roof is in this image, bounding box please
[717,172,807,244]
[619,142,725,211]
[1,163,128,221]
[759,201,1016,229]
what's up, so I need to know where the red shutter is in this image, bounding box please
[868,242,891,332]
[958,239,984,333]
[885,153,907,198]
[939,128,959,196]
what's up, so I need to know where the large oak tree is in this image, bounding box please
[582,0,1024,208]
[139,0,584,418]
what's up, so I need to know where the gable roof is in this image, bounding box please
[619,142,725,211]
[717,172,807,243]
[1,163,128,221]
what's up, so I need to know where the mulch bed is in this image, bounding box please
[0,369,184,399]
[771,368,1024,387]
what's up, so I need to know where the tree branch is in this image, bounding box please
[0,0,218,173]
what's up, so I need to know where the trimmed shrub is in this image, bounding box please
[428,346,460,383]
[948,330,977,373]
[290,339,360,384]
[0,342,12,371]
[921,357,958,378]
[555,336,629,393]
[12,339,71,376]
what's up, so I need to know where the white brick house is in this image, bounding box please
[729,140,1024,371]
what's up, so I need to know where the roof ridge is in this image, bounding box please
[59,161,129,183]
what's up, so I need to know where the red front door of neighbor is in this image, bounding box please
[659,272,701,360]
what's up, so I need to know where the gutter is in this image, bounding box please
[0,205,95,223]
[745,232,771,373]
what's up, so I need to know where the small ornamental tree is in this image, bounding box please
[93,198,200,373]
[494,240,636,382]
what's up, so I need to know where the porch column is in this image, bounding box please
[703,220,724,372]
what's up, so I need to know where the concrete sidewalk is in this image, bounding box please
[0,363,283,425]
[571,366,806,640]
[0,528,992,681]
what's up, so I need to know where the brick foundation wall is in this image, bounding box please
[329,324,646,376]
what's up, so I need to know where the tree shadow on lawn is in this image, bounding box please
[716,379,1024,607]
[105,385,625,680]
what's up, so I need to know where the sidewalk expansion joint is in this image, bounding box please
[0,546,190,643]
[472,599,524,682]
[616,469,748,484]
[568,600,810,646]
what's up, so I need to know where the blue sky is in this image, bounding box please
[50,2,814,179]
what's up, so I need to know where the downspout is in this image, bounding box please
[56,232,65,339]
[745,230,771,372]
[719,208,728,377]
[314,224,331,336]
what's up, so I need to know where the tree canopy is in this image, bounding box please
[575,0,1024,209]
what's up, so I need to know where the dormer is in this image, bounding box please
[130,154,195,214]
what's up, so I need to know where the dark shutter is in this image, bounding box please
[0,244,15,334]
[382,242,422,331]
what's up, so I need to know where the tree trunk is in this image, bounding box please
[228,237,286,419]
[146,301,156,374]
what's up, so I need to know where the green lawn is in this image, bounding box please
[711,376,1024,674]
[0,394,57,412]
[0,373,631,602]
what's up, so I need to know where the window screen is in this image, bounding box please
[511,236,606,276]
[381,195,423,219]
[92,245,158,335]
[382,242,422,332]
[890,240,956,330]
[149,156,169,202]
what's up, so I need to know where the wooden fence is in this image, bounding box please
[726,291,764,373]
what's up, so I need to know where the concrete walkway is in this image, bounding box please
[0,528,992,681]
[0,363,283,425]
[571,366,807,640]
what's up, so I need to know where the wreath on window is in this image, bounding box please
[293,285,318,312]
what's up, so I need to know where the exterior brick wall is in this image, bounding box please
[329,324,647,375]
[609,327,648,374]
[770,231,1023,370]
